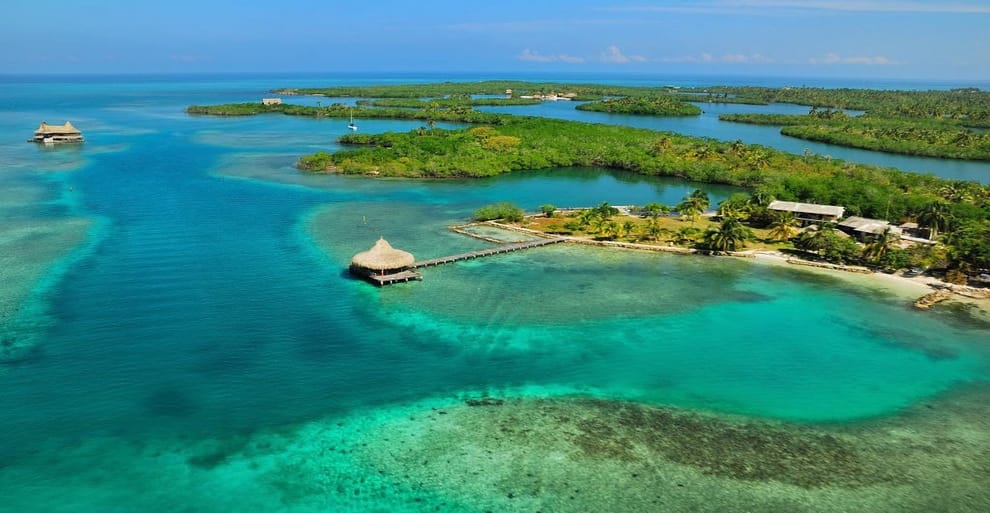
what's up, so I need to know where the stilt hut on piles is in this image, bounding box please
[349,238,421,286]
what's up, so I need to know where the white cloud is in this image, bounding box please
[809,52,896,65]
[601,45,646,64]
[517,49,554,63]
[517,49,585,64]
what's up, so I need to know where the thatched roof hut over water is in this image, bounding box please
[32,121,84,144]
[350,238,415,274]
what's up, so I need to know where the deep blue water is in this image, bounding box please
[1,72,988,512]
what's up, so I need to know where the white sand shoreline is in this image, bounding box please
[483,221,990,319]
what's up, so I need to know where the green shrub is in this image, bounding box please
[473,202,524,222]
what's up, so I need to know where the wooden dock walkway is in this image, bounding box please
[413,237,564,268]
[366,269,423,286]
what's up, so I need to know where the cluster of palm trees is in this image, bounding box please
[703,216,754,253]
[560,189,981,272]
[675,189,710,223]
[575,202,624,238]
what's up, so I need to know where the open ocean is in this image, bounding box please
[1,72,989,512]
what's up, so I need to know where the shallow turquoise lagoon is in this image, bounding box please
[1,73,989,512]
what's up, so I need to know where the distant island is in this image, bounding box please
[702,86,990,161]
[721,110,990,161]
[266,81,990,161]
[576,96,701,116]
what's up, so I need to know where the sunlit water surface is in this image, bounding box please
[1,73,988,512]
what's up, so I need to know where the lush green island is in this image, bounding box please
[273,80,685,100]
[682,86,990,124]
[356,96,541,109]
[471,196,980,285]
[185,102,503,124]
[673,92,769,105]
[699,86,990,160]
[721,110,990,160]
[576,96,702,116]
[188,89,990,276]
[271,81,990,160]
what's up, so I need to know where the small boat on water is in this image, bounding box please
[348,111,358,131]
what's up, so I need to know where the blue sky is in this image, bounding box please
[3,0,988,80]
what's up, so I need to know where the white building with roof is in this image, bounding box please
[767,200,844,224]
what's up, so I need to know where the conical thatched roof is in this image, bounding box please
[350,238,415,271]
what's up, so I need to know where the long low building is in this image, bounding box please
[767,200,845,224]
[838,216,903,239]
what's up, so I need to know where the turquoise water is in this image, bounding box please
[1,73,989,512]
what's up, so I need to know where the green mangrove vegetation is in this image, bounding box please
[721,110,990,160]
[185,102,503,124]
[674,92,769,105]
[780,122,990,160]
[296,116,989,272]
[356,96,541,109]
[273,80,691,101]
[473,202,525,222]
[576,96,702,116]
[682,86,990,124]
[188,84,990,274]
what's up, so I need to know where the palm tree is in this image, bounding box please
[674,226,701,246]
[704,217,753,253]
[425,101,440,131]
[643,217,664,241]
[677,199,703,223]
[917,201,951,240]
[590,215,609,235]
[717,193,751,220]
[690,189,711,212]
[578,209,597,230]
[862,227,897,263]
[603,220,620,239]
[677,190,710,223]
[593,201,618,220]
[796,223,836,257]
[621,220,636,239]
[642,202,670,219]
[766,212,800,242]
[750,188,775,208]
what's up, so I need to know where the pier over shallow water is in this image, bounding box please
[1,73,988,513]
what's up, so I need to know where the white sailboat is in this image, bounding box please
[347,110,358,131]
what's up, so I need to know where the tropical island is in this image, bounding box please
[356,96,541,109]
[272,80,683,101]
[187,83,990,281]
[576,95,702,116]
[720,109,990,160]
[465,196,990,298]
[204,80,990,161]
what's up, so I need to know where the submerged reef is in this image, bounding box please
[350,392,990,513]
